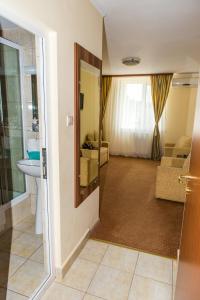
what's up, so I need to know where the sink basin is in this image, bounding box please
[17,159,40,178]
[17,159,42,235]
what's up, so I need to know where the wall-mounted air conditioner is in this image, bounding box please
[172,73,199,87]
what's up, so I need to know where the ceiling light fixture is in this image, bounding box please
[122,57,141,66]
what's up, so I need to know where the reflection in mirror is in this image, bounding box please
[74,43,102,207]
[24,67,39,132]
[80,61,100,198]
[30,74,39,132]
[31,74,38,120]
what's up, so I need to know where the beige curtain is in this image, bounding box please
[101,76,112,139]
[151,74,173,160]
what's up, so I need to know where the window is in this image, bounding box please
[104,76,165,158]
[120,81,154,133]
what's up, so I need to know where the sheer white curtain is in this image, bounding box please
[104,77,165,158]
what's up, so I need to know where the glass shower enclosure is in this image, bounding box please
[0,38,25,205]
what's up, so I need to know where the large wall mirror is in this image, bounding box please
[74,43,102,207]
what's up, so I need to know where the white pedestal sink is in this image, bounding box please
[17,159,42,235]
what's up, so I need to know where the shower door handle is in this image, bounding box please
[42,148,47,179]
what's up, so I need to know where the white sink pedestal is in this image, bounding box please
[17,160,42,235]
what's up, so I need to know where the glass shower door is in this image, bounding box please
[0,39,25,205]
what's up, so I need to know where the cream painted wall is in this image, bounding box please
[0,0,103,271]
[164,86,197,143]
[186,88,197,136]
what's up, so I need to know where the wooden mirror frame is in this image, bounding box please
[74,43,102,208]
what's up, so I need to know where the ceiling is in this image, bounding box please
[91,0,200,75]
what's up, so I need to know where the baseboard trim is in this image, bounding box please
[55,218,99,281]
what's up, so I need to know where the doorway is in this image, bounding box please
[0,16,54,299]
[91,74,197,259]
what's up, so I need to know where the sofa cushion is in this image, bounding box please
[175,136,191,148]
[171,158,185,168]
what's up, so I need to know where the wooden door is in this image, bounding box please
[175,86,200,300]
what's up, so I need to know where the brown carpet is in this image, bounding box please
[91,156,184,258]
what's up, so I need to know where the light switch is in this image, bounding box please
[66,115,73,127]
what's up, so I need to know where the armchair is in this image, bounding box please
[163,136,191,157]
[155,155,190,202]
[89,141,109,166]
[84,132,110,166]
[81,140,109,167]
[80,157,98,187]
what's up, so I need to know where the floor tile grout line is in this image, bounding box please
[55,281,87,294]
[84,242,110,295]
[56,240,173,299]
[100,244,140,272]
[6,241,44,297]
[0,229,23,242]
[4,227,43,260]
[134,273,173,287]
[56,240,107,294]
[81,241,140,273]
[134,251,173,285]
[8,249,44,282]
[78,241,108,265]
[13,230,43,239]
[61,237,178,261]
[14,216,35,227]
[7,288,29,298]
[0,218,43,298]
[83,292,106,300]
[13,218,35,232]
[0,245,42,260]
[59,243,136,297]
[51,281,87,298]
[78,256,103,265]
[85,242,138,299]
[8,261,27,280]
[65,241,175,298]
[79,254,139,275]
[126,251,140,300]
[29,257,44,265]
[7,240,43,276]
[13,224,34,233]
[100,261,138,273]
[7,264,47,299]
[7,285,29,298]
[5,252,31,282]
[28,243,43,260]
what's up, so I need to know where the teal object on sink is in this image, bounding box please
[27,151,40,160]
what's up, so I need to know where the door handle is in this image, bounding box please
[178,175,199,184]
[185,187,192,194]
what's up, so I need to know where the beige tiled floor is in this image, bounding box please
[0,287,28,300]
[30,245,44,264]
[8,260,46,297]
[0,231,177,300]
[42,240,176,300]
[0,251,26,286]
[135,252,172,284]
[0,215,47,299]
